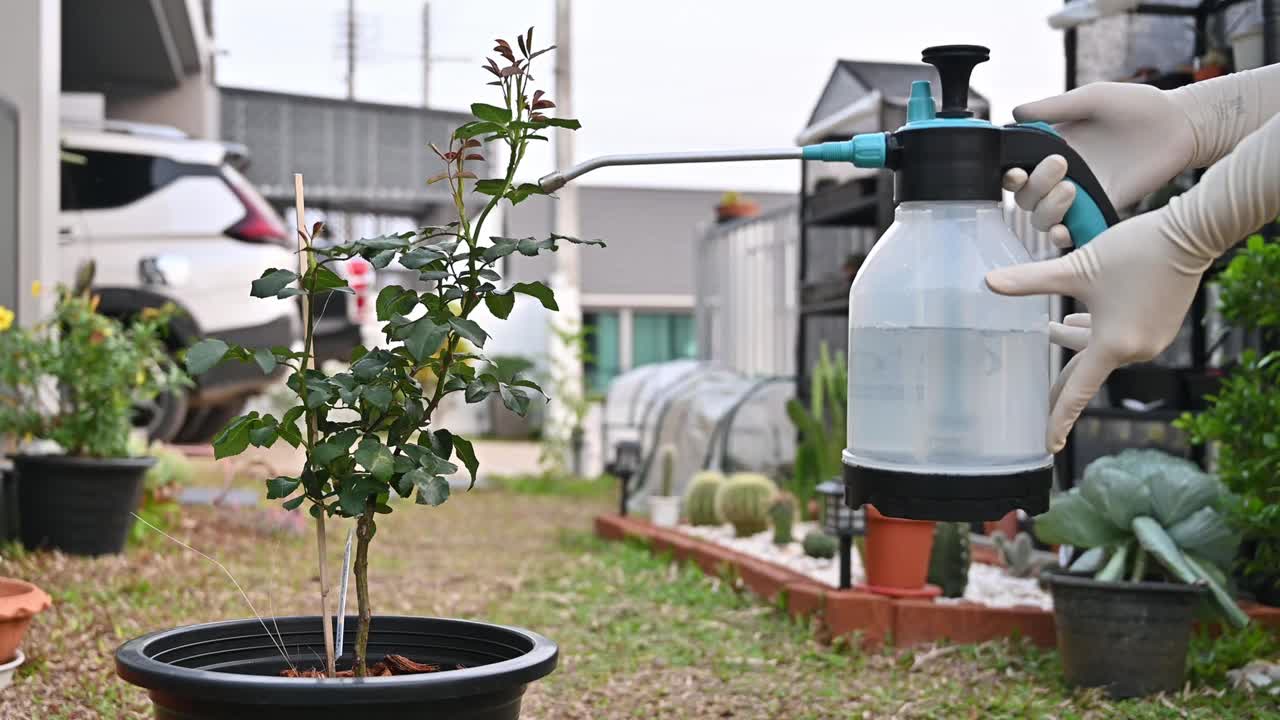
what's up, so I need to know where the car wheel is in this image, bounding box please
[135,389,189,444]
[173,398,247,445]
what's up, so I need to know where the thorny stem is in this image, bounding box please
[352,503,375,677]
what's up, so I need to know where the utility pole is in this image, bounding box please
[548,0,585,475]
[421,3,430,107]
[345,0,357,100]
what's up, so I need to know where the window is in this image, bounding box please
[632,312,695,367]
[60,149,205,211]
[583,311,621,394]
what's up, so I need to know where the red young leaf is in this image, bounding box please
[463,139,482,149]
[494,39,515,62]
[532,99,555,110]
[443,151,459,161]
[517,33,527,57]
[530,112,547,121]
[532,89,545,103]
[465,153,485,161]
[311,221,325,240]
[428,142,445,159]
[525,27,534,56]
[426,172,449,185]
[500,64,520,78]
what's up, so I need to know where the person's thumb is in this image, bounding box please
[1012,85,1099,125]
[985,256,1080,298]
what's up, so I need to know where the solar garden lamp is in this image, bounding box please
[605,440,643,516]
[817,479,863,590]
[542,44,1120,523]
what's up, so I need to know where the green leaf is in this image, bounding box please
[511,281,558,310]
[1069,546,1107,574]
[393,472,415,498]
[351,350,393,381]
[368,249,397,269]
[251,268,298,298]
[471,102,511,124]
[249,418,278,448]
[452,436,479,489]
[1166,506,1241,570]
[266,476,300,499]
[454,120,504,140]
[282,495,306,511]
[413,471,451,506]
[482,236,520,260]
[1095,542,1130,582]
[355,437,395,482]
[1132,515,1198,583]
[399,246,450,269]
[485,291,515,320]
[499,384,530,416]
[307,266,352,294]
[186,339,230,375]
[277,419,302,448]
[1184,553,1250,628]
[211,413,257,459]
[552,232,607,248]
[544,117,581,129]
[1081,463,1153,531]
[475,179,507,197]
[1033,490,1127,549]
[313,429,358,466]
[505,183,547,205]
[517,237,555,256]
[253,347,277,374]
[363,384,393,412]
[376,285,417,322]
[1147,461,1223,526]
[427,429,454,461]
[448,317,488,348]
[405,318,448,362]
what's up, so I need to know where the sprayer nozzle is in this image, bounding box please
[538,172,567,193]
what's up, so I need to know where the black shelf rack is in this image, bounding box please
[1057,0,1279,486]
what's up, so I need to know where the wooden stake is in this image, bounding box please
[295,173,337,678]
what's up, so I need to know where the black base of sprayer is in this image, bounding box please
[842,462,1051,522]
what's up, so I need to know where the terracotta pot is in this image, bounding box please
[0,578,51,662]
[984,510,1020,539]
[863,505,936,589]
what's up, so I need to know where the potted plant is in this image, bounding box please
[0,280,187,556]
[715,191,760,222]
[1177,233,1280,605]
[1035,449,1249,698]
[861,505,938,596]
[648,444,680,528]
[0,576,51,686]
[116,29,597,718]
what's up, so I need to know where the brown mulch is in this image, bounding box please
[280,654,455,678]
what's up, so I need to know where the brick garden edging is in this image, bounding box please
[595,514,1280,648]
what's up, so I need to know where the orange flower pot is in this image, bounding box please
[863,505,936,590]
[0,578,51,662]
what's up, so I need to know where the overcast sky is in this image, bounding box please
[213,0,1066,193]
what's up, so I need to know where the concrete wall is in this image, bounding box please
[0,0,60,322]
[107,67,219,139]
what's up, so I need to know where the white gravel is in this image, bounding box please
[675,523,1053,610]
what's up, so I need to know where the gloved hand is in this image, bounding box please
[1005,64,1280,247]
[988,111,1280,453]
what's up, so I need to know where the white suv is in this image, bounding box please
[59,122,301,443]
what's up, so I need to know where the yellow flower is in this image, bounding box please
[30,281,41,298]
[0,306,12,332]
[135,369,146,386]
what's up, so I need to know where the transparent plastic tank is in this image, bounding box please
[843,201,1051,477]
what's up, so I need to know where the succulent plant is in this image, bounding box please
[683,471,725,526]
[768,492,797,546]
[928,522,971,597]
[658,444,676,497]
[1035,449,1248,628]
[715,473,778,537]
[802,530,838,559]
[992,531,1036,578]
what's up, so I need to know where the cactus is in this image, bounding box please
[927,522,971,598]
[802,530,838,559]
[768,492,797,545]
[993,531,1036,578]
[658,444,676,497]
[683,471,725,526]
[715,473,778,537]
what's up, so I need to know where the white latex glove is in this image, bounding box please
[1003,64,1280,247]
[987,111,1280,453]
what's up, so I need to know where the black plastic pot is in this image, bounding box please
[116,616,558,719]
[13,454,153,556]
[0,461,18,543]
[1049,574,1205,698]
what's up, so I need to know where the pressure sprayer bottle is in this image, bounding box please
[538,44,1118,522]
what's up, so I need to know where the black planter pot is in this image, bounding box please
[1049,574,1205,698]
[13,454,153,556]
[116,616,558,720]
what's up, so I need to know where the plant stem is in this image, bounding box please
[295,174,337,678]
[352,503,375,677]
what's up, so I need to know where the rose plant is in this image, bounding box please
[185,28,600,677]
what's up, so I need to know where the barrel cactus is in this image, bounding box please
[658,444,676,497]
[927,522,971,597]
[683,471,725,526]
[715,473,778,537]
[768,492,797,546]
[802,530,837,559]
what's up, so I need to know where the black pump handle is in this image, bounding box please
[1000,123,1121,247]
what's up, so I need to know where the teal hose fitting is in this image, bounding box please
[907,80,936,123]
[802,133,887,168]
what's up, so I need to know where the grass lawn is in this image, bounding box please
[1,478,1275,719]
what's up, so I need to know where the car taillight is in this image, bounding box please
[221,166,289,247]
[344,257,374,324]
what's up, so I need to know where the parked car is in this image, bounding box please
[58,121,301,443]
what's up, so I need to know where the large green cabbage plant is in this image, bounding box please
[1035,449,1248,628]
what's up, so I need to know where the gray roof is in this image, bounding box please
[504,185,792,299]
[807,59,990,129]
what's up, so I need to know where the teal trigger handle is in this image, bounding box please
[999,121,1120,248]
